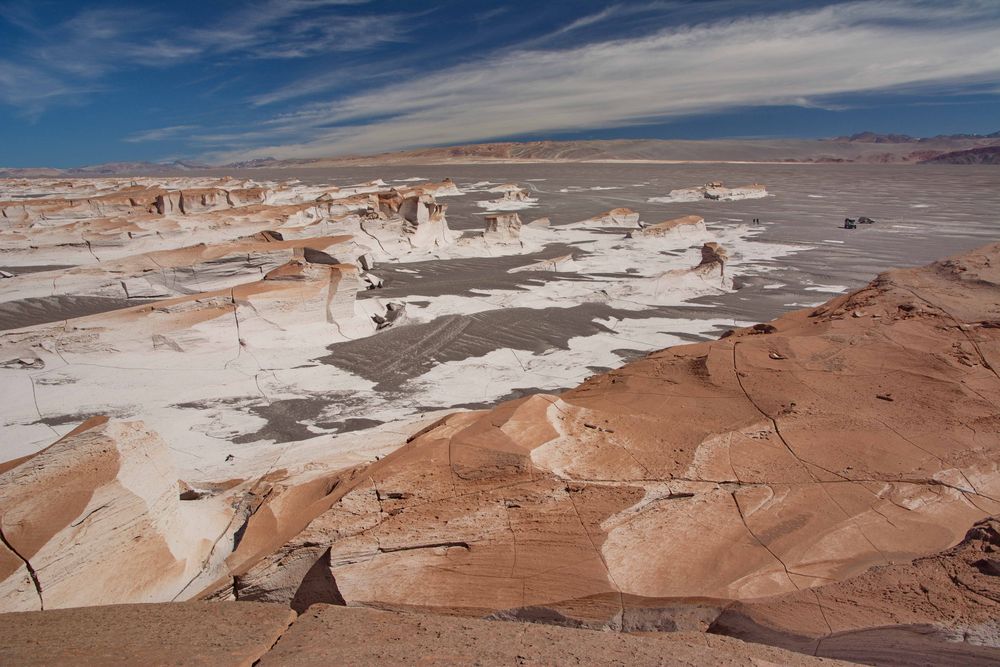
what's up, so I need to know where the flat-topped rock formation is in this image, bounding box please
[403,177,463,198]
[153,186,273,215]
[0,600,841,666]
[217,243,1000,650]
[475,183,538,212]
[0,601,295,666]
[584,207,640,226]
[1,234,357,304]
[0,183,274,224]
[259,604,843,666]
[0,177,458,271]
[704,182,768,200]
[649,182,769,203]
[630,214,706,238]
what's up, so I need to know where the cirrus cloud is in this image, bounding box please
[206,0,1000,162]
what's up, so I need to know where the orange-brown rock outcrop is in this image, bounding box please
[0,600,841,666]
[0,417,233,611]
[218,242,1000,644]
[713,517,1000,663]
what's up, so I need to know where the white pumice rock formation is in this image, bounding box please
[0,176,804,623]
[648,182,768,203]
[483,212,523,244]
[584,207,641,226]
[475,183,538,212]
[631,215,706,238]
[0,417,233,611]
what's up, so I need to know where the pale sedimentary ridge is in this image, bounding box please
[630,214,706,238]
[649,181,769,203]
[474,183,538,212]
[0,176,458,271]
[0,173,790,481]
[583,206,641,226]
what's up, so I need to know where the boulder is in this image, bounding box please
[373,302,406,330]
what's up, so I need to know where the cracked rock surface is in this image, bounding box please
[0,416,235,610]
[0,600,841,666]
[0,601,295,666]
[221,243,1000,647]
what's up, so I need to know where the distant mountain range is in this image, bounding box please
[0,160,213,178]
[920,145,1000,165]
[2,132,998,176]
[833,130,1000,144]
[71,160,213,174]
[231,133,1000,168]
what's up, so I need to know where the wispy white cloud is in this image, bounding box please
[0,60,102,117]
[474,7,511,23]
[123,124,200,143]
[0,0,405,113]
[183,1,404,60]
[249,62,416,107]
[205,0,1000,162]
[548,5,622,37]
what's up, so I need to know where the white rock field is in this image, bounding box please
[0,173,801,608]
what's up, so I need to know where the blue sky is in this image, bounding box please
[2,0,1000,167]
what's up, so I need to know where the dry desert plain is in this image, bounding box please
[0,162,998,665]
